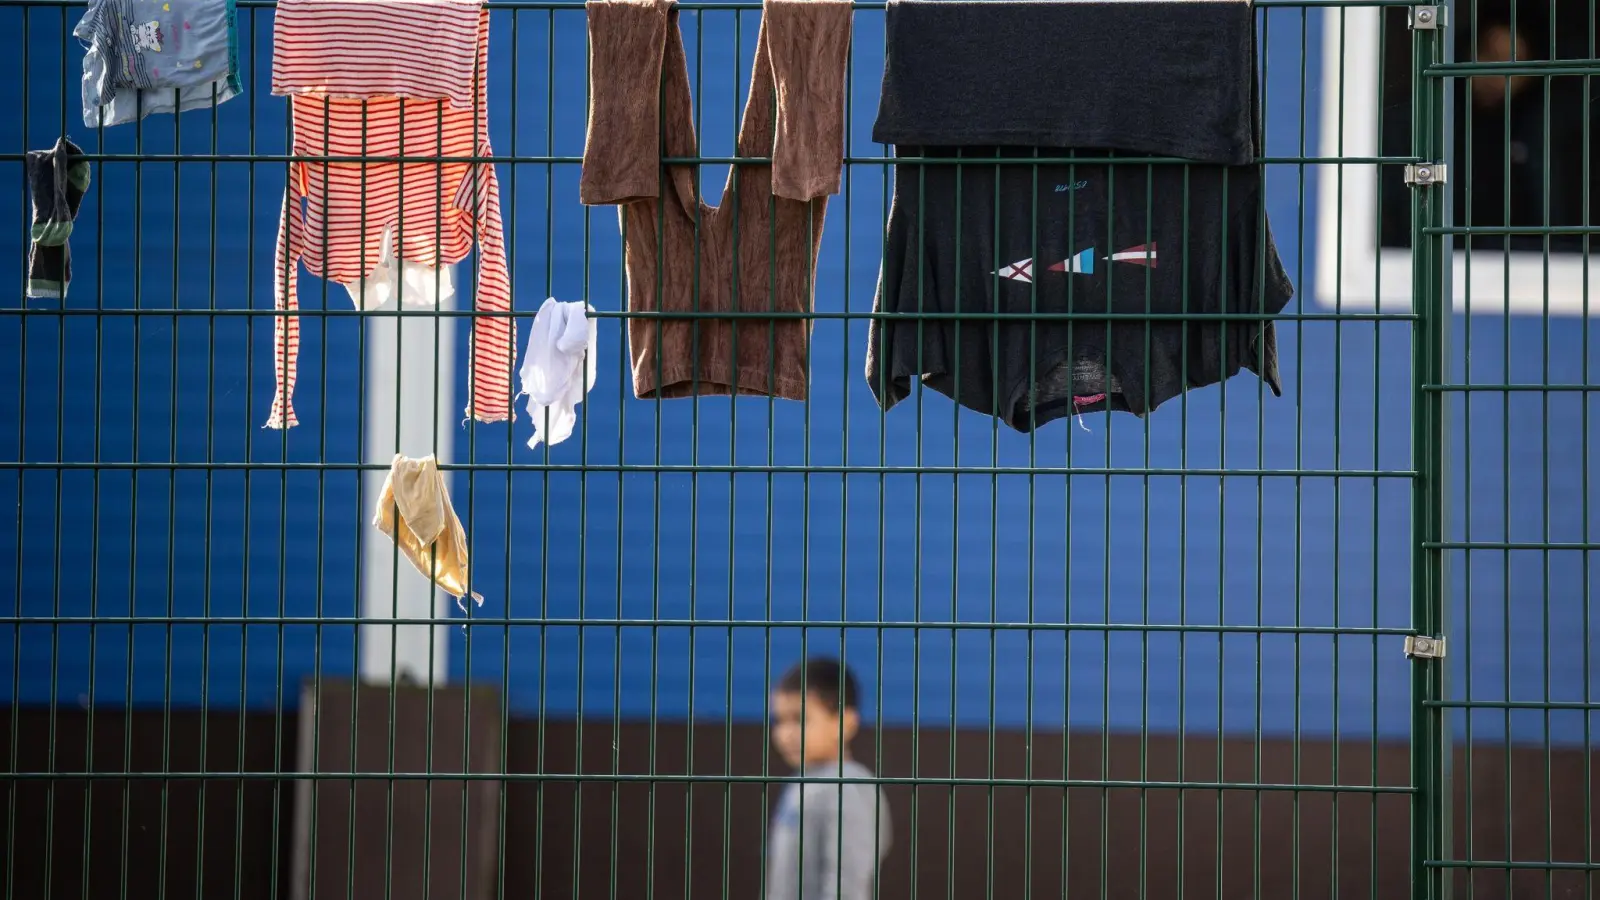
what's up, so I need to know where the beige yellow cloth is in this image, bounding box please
[372,453,484,612]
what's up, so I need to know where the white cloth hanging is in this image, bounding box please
[517,297,597,450]
[342,225,456,311]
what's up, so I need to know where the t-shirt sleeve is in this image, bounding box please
[74,0,118,109]
[763,0,853,201]
[1227,189,1293,397]
[72,0,99,44]
[578,0,672,206]
[864,185,921,413]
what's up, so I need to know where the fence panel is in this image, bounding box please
[0,1,1592,898]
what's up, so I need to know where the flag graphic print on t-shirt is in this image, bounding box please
[1106,243,1157,267]
[1046,247,1095,275]
[994,257,1034,283]
[993,243,1161,280]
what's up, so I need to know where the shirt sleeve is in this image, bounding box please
[763,0,853,202]
[453,146,517,424]
[1228,193,1292,397]
[265,186,304,430]
[74,0,117,113]
[578,0,673,206]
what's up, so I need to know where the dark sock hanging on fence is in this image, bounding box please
[26,137,90,300]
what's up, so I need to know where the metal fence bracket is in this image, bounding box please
[1404,163,1448,186]
[1409,5,1446,29]
[1405,635,1448,660]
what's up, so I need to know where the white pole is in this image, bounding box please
[358,293,458,686]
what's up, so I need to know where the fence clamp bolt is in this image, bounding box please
[1404,163,1448,186]
[1409,5,1446,29]
[1404,635,1447,660]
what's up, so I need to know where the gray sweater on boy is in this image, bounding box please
[765,759,892,900]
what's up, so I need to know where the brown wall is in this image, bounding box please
[2,697,1595,899]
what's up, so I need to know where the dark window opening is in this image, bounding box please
[1378,1,1600,252]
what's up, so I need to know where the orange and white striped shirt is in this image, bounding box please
[267,0,514,429]
[271,0,483,110]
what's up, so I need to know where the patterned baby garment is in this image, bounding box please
[74,0,240,126]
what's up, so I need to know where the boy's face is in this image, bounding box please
[770,689,859,770]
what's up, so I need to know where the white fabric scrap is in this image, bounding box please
[517,297,597,450]
[343,225,456,311]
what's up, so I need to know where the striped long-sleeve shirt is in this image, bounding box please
[266,0,513,429]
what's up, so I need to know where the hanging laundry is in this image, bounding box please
[518,298,598,451]
[865,0,1293,431]
[871,0,1258,167]
[266,0,514,430]
[25,138,91,300]
[579,0,852,402]
[74,0,240,127]
[372,454,484,614]
[270,0,482,109]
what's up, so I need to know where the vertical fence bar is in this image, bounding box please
[1410,6,1453,900]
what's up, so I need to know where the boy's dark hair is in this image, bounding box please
[776,657,860,713]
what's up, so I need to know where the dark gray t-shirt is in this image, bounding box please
[867,149,1293,429]
[865,0,1290,430]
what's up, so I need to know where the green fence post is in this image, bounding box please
[1407,5,1454,900]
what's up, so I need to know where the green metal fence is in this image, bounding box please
[2,0,1597,897]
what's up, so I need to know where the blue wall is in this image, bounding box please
[0,6,1595,744]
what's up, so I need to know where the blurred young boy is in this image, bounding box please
[766,657,892,900]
